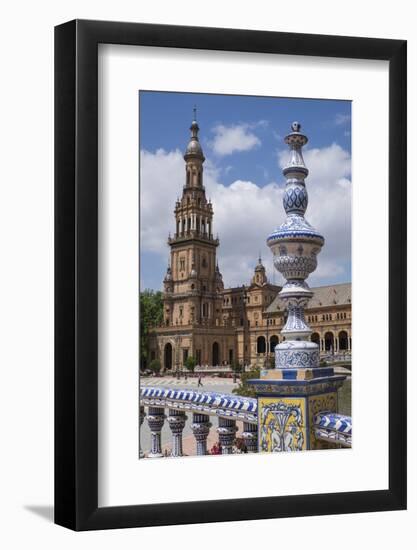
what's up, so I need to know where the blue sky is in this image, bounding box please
[140,91,351,292]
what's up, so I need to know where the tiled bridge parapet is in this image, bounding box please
[140,387,258,424]
[313,411,352,447]
[139,386,351,457]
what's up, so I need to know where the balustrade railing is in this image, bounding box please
[139,386,352,457]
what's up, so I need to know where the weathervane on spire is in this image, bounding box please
[193,105,197,122]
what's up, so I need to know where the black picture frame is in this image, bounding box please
[55,19,407,531]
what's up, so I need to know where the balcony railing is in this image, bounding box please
[168,231,219,245]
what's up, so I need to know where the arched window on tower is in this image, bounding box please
[186,171,190,186]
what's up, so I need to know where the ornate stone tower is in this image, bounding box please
[163,111,223,328]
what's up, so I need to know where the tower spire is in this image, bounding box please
[184,108,205,162]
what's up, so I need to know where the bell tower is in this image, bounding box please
[164,110,222,327]
[252,256,268,286]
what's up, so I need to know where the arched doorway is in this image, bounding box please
[324,332,334,352]
[164,342,173,370]
[270,335,279,353]
[311,332,320,347]
[257,336,266,354]
[212,342,220,366]
[339,330,349,350]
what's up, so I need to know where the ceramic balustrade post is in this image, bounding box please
[139,404,146,458]
[167,408,187,457]
[217,417,238,454]
[191,413,211,456]
[241,421,258,453]
[147,406,166,458]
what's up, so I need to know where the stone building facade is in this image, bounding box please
[147,116,351,370]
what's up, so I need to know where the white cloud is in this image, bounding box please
[140,142,351,289]
[334,113,351,126]
[205,178,284,286]
[210,123,261,156]
[140,148,184,254]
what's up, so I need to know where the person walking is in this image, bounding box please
[197,375,203,387]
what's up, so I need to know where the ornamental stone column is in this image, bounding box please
[241,422,258,453]
[139,404,146,458]
[147,406,166,458]
[248,122,347,451]
[191,413,211,456]
[167,408,187,457]
[217,417,238,454]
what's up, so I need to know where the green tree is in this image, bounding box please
[184,356,197,373]
[148,359,161,375]
[232,366,261,398]
[140,289,163,370]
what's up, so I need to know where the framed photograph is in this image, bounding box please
[55,20,406,530]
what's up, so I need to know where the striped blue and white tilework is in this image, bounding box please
[313,411,352,435]
[140,387,257,413]
[140,378,234,387]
